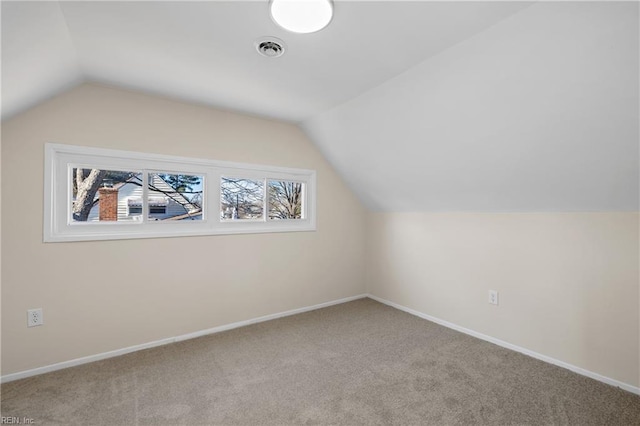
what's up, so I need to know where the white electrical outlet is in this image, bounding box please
[488,290,499,305]
[27,308,43,327]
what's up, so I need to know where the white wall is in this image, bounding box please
[367,212,639,388]
[1,83,367,375]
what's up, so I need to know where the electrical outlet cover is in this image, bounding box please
[27,308,43,327]
[489,290,499,305]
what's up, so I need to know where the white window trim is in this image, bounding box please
[44,143,317,242]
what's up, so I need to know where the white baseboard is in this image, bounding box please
[0,294,368,384]
[5,292,638,395]
[367,294,640,395]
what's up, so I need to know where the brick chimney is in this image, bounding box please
[98,187,119,221]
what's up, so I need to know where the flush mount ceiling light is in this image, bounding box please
[270,0,333,34]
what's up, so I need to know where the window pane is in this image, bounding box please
[268,180,304,220]
[71,168,143,222]
[220,178,264,220]
[148,173,204,221]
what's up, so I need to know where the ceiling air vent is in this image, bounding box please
[256,37,286,58]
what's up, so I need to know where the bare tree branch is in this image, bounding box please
[72,169,107,221]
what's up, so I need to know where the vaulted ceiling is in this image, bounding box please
[2,1,638,212]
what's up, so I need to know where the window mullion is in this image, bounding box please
[263,178,268,222]
[141,171,149,224]
[210,170,219,229]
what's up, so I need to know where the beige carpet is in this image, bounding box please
[1,298,639,425]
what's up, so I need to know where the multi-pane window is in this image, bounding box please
[70,168,204,224]
[46,144,315,242]
[220,178,305,222]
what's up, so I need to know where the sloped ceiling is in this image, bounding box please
[2,1,638,212]
[303,2,639,211]
[1,1,531,122]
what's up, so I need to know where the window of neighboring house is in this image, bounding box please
[127,198,144,216]
[128,198,169,217]
[149,204,167,215]
[45,144,316,242]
